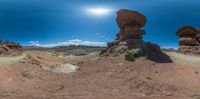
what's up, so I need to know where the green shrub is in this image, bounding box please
[145,76,152,80]
[125,48,142,61]
[20,69,33,79]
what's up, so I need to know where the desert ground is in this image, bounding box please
[0,47,200,99]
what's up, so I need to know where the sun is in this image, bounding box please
[87,8,111,16]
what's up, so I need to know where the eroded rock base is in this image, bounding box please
[179,46,200,55]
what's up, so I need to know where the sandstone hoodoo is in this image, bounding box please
[101,9,171,63]
[116,9,147,41]
[176,26,200,55]
[176,26,200,46]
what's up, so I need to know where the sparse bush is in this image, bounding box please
[125,48,142,61]
[145,76,152,80]
[20,69,33,79]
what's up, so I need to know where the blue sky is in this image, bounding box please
[0,0,200,48]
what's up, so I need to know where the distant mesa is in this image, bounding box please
[176,25,200,55]
[101,9,172,63]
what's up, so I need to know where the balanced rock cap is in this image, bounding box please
[176,26,200,37]
[116,9,147,29]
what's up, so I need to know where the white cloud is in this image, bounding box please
[28,41,41,46]
[28,39,106,47]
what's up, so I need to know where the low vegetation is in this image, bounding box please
[20,69,33,79]
[125,48,142,61]
[145,76,152,80]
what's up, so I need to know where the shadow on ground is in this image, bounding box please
[148,52,173,63]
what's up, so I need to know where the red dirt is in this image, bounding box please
[0,51,200,99]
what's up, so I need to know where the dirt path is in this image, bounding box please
[165,52,200,64]
[1,51,200,99]
[0,55,25,65]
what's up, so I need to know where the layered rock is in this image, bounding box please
[179,46,200,55]
[0,40,23,56]
[176,26,199,46]
[100,9,172,63]
[176,26,200,55]
[115,9,146,42]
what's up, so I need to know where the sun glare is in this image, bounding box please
[88,8,111,16]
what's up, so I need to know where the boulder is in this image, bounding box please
[117,9,147,29]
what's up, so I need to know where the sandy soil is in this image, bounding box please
[0,55,25,65]
[166,52,200,63]
[0,51,200,99]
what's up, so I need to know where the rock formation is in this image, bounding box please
[116,9,146,41]
[101,9,172,63]
[0,40,23,56]
[176,26,200,55]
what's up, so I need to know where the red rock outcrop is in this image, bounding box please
[101,9,168,62]
[116,9,147,41]
[117,9,147,29]
[176,26,200,46]
[0,40,23,56]
[176,26,200,55]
